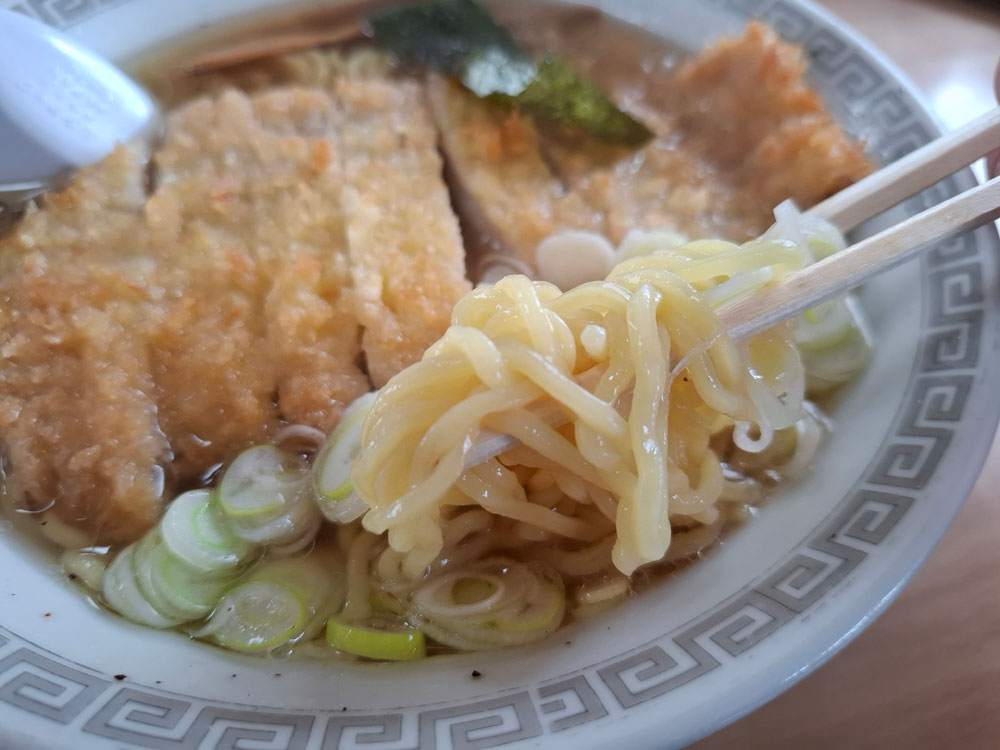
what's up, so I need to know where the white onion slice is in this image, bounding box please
[160,490,253,573]
[102,546,180,629]
[536,231,616,290]
[219,445,305,518]
[314,392,376,521]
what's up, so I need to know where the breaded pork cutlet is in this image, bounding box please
[169,52,473,386]
[0,146,168,542]
[336,74,471,387]
[145,86,370,474]
[430,22,873,272]
[0,57,468,544]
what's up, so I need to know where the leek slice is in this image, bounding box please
[201,549,347,653]
[326,618,426,661]
[219,445,305,518]
[102,545,180,629]
[488,577,564,633]
[314,392,375,522]
[409,559,566,649]
[137,533,232,621]
[160,489,254,573]
[219,445,322,548]
[795,295,872,394]
[208,581,308,652]
[226,485,315,545]
[132,533,196,622]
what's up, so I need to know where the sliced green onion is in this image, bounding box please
[199,549,347,653]
[263,512,323,556]
[102,545,181,629]
[219,445,305,518]
[795,295,856,349]
[314,392,376,522]
[226,486,314,544]
[326,618,426,661]
[160,489,254,573]
[134,532,232,621]
[131,533,195,622]
[409,558,566,649]
[206,581,309,652]
[488,577,563,633]
[248,555,339,605]
[794,294,872,394]
[219,445,323,549]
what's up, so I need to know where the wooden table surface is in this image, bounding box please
[693,1,1000,748]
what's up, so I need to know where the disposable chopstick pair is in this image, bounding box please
[722,107,1000,339]
[467,107,1000,467]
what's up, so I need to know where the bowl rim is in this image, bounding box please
[0,1,998,748]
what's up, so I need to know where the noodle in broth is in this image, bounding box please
[355,237,809,584]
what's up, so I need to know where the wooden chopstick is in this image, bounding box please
[461,109,1000,467]
[182,25,368,74]
[721,173,1000,340]
[177,0,396,75]
[808,107,1000,232]
[178,1,603,75]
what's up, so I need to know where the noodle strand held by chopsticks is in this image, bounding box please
[354,238,810,576]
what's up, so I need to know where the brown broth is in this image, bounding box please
[1,1,865,662]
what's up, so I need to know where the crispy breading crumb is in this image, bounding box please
[431,22,873,265]
[0,60,467,543]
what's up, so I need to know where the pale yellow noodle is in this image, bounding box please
[411,383,539,471]
[615,284,671,573]
[532,536,616,577]
[341,530,380,622]
[352,239,810,577]
[458,462,596,540]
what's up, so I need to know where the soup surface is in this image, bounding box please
[0,1,872,660]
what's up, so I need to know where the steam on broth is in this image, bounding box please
[0,0,873,661]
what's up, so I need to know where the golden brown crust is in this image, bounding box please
[0,261,168,543]
[0,63,466,543]
[336,76,470,386]
[671,21,873,223]
[433,21,874,261]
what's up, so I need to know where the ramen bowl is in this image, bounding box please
[0,1,998,748]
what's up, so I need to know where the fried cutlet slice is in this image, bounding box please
[427,76,603,275]
[670,21,873,225]
[430,22,873,269]
[0,143,150,277]
[0,66,467,544]
[253,89,370,432]
[146,87,369,471]
[336,74,471,386]
[156,51,471,386]
[0,149,168,543]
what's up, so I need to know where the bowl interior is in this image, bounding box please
[1,1,998,749]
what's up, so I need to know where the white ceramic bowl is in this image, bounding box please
[1,1,998,748]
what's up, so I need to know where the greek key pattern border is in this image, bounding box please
[1,0,994,748]
[8,0,133,27]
